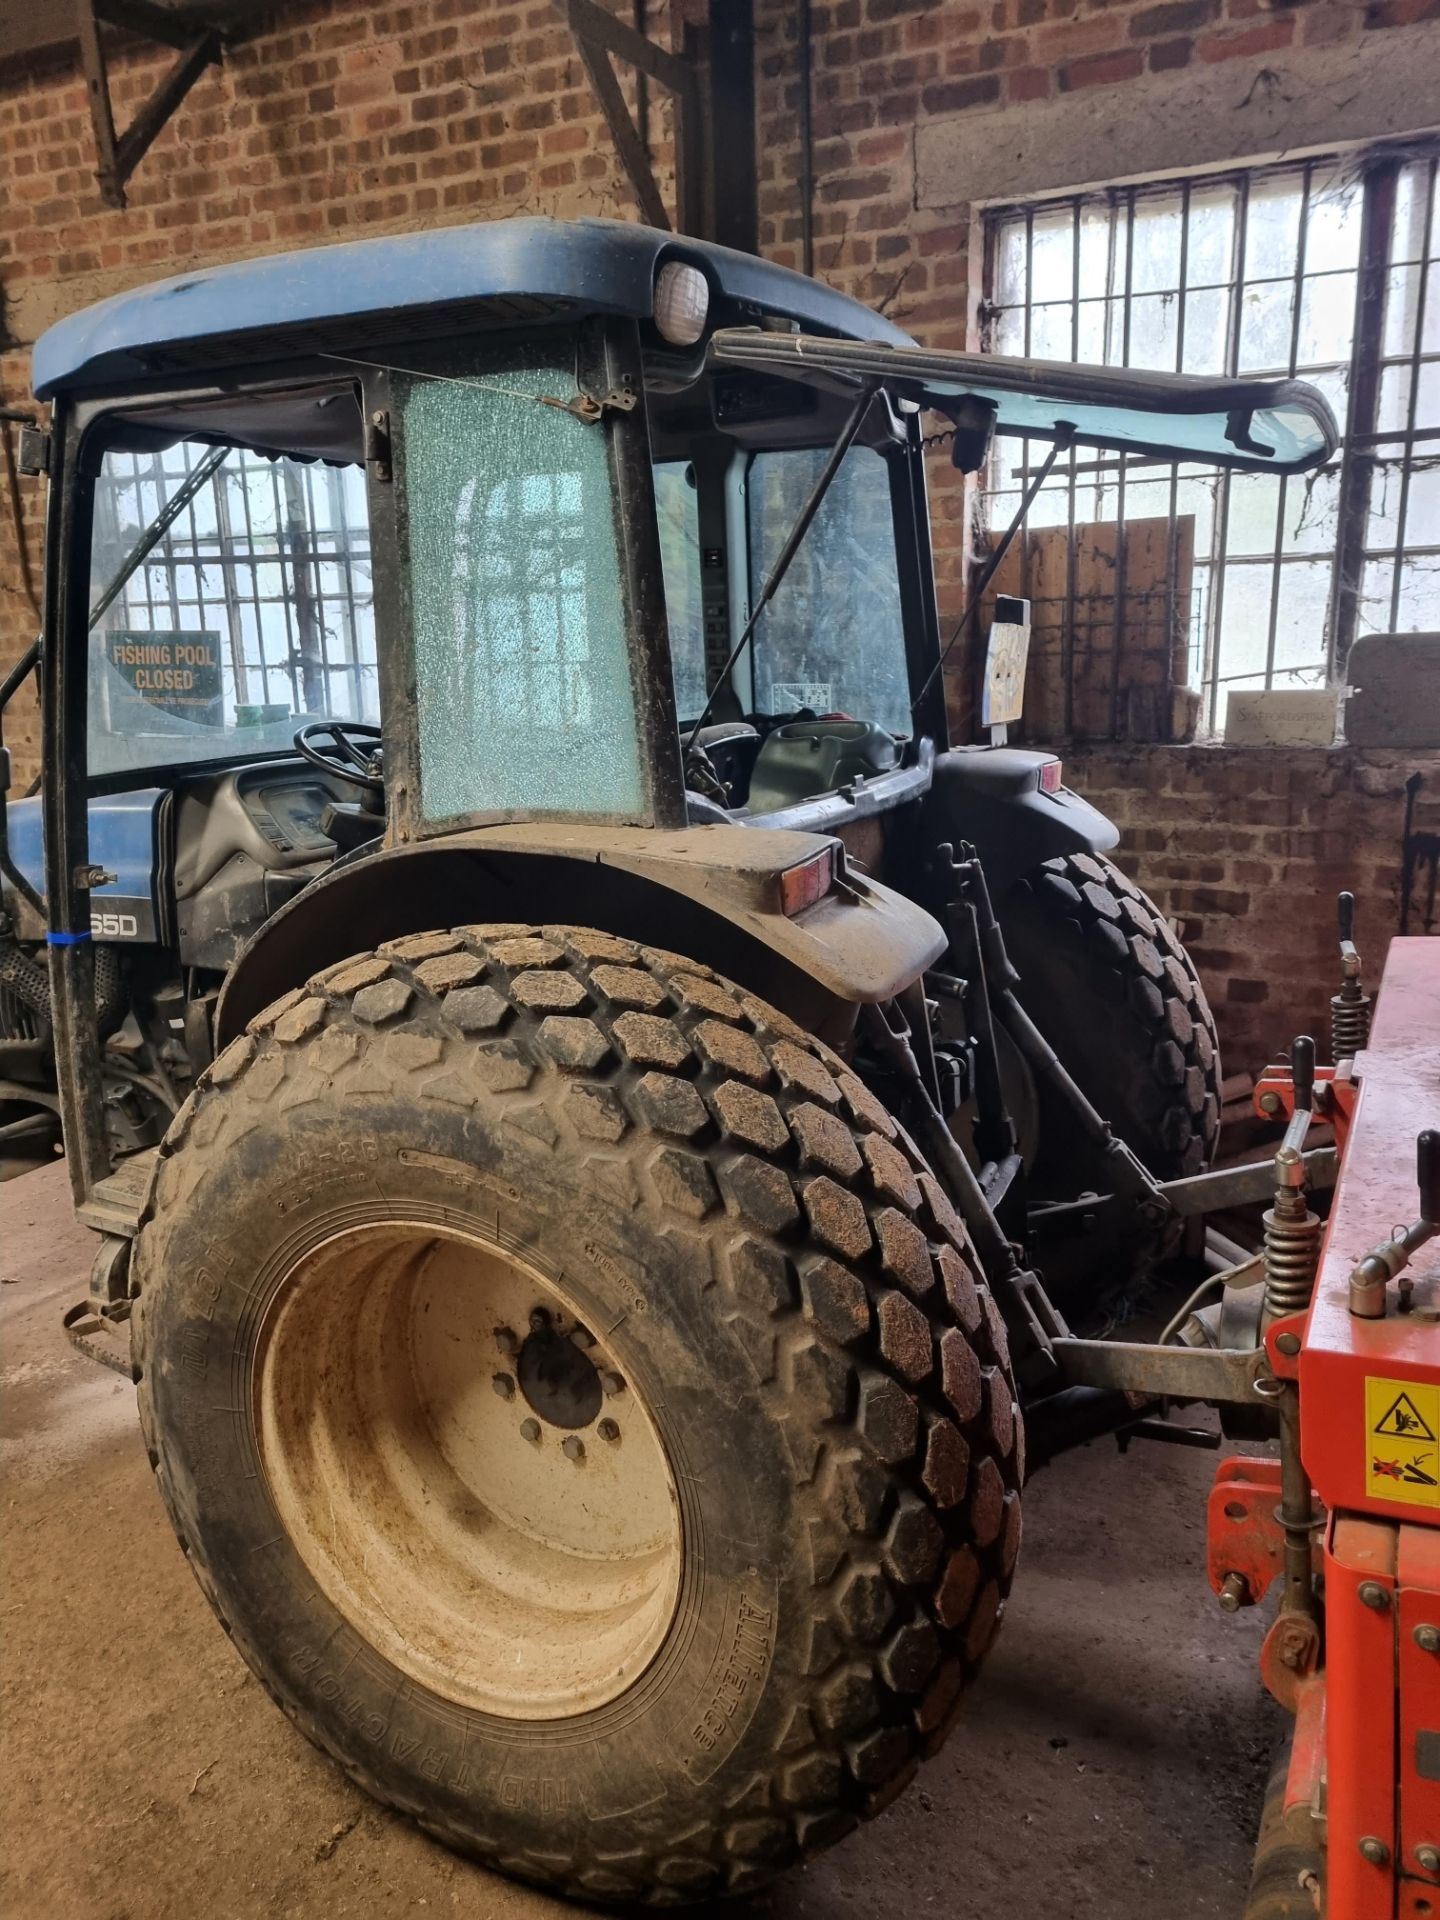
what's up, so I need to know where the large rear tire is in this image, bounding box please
[132,924,1022,1904]
[997,852,1221,1192]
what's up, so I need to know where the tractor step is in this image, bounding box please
[62,1299,134,1378]
[74,1146,158,1238]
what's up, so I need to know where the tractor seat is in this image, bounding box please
[745,719,899,815]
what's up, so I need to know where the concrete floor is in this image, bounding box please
[1,1159,1275,1919]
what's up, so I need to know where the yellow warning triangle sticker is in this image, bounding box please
[1374,1391,1438,1441]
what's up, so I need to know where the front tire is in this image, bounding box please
[997,852,1221,1192]
[132,925,1022,1904]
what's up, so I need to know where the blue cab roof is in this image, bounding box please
[32,216,913,399]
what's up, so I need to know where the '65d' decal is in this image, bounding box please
[91,909,139,939]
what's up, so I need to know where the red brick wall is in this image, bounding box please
[1064,743,1440,1072]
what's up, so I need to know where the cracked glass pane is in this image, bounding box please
[400,347,645,824]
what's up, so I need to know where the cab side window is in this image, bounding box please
[88,438,377,777]
[746,446,911,737]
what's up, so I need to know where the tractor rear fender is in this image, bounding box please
[215,820,947,1047]
[925,746,1120,897]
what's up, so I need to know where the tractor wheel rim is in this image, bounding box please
[253,1221,682,1720]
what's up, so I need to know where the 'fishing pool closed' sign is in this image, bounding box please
[106,631,223,728]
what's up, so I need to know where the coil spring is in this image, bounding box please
[1263,1192,1323,1320]
[1330,986,1372,1062]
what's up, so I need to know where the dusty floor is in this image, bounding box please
[2,1158,1274,1919]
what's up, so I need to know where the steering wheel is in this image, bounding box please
[292,721,384,790]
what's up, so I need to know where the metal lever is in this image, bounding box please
[1331,889,1372,1062]
[1278,1033,1315,1161]
[1349,1128,1440,1318]
[1419,1128,1440,1226]
[1289,1035,1314,1133]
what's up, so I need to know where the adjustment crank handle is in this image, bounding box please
[1280,1034,1316,1157]
[1349,1128,1440,1317]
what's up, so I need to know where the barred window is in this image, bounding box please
[982,146,1440,736]
[90,440,376,729]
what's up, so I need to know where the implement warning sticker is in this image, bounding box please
[1366,1376,1440,1508]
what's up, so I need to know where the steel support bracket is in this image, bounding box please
[1208,1456,1288,1606]
[16,426,52,478]
[1259,1609,1324,1713]
[1264,1311,1307,1380]
[78,0,229,210]
[1051,1334,1270,1406]
[559,0,708,238]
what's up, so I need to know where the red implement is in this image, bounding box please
[1223,940,1440,1917]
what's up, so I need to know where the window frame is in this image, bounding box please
[84,422,379,781]
[738,437,917,739]
[371,315,687,842]
[58,366,378,798]
[980,140,1440,735]
[651,409,949,756]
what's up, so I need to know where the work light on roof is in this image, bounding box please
[653,260,709,346]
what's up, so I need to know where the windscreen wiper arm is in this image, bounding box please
[88,443,230,630]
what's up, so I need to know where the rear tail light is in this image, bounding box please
[1038,760,1063,793]
[779,847,836,917]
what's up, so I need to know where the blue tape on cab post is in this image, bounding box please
[46,930,92,945]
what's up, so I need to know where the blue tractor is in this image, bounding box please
[0,217,1334,1902]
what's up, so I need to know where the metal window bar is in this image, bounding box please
[1381,153,1438,633]
[1109,193,1136,739]
[981,143,1440,738]
[1166,178,1192,704]
[1261,161,1314,696]
[92,446,377,724]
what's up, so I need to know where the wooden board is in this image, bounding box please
[980,513,1196,743]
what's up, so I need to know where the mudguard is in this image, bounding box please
[215,820,947,1046]
[925,746,1119,896]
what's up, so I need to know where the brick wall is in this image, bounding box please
[1064,743,1440,1073]
[5,0,1430,747]
[745,0,1437,632]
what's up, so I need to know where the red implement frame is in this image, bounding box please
[1219,941,1440,1917]
[1253,1059,1359,1157]
[1208,1457,1288,1607]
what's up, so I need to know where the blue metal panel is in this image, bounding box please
[8,789,164,941]
[33,217,913,399]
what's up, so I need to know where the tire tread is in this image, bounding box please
[132,924,1021,1903]
[1008,854,1221,1180]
